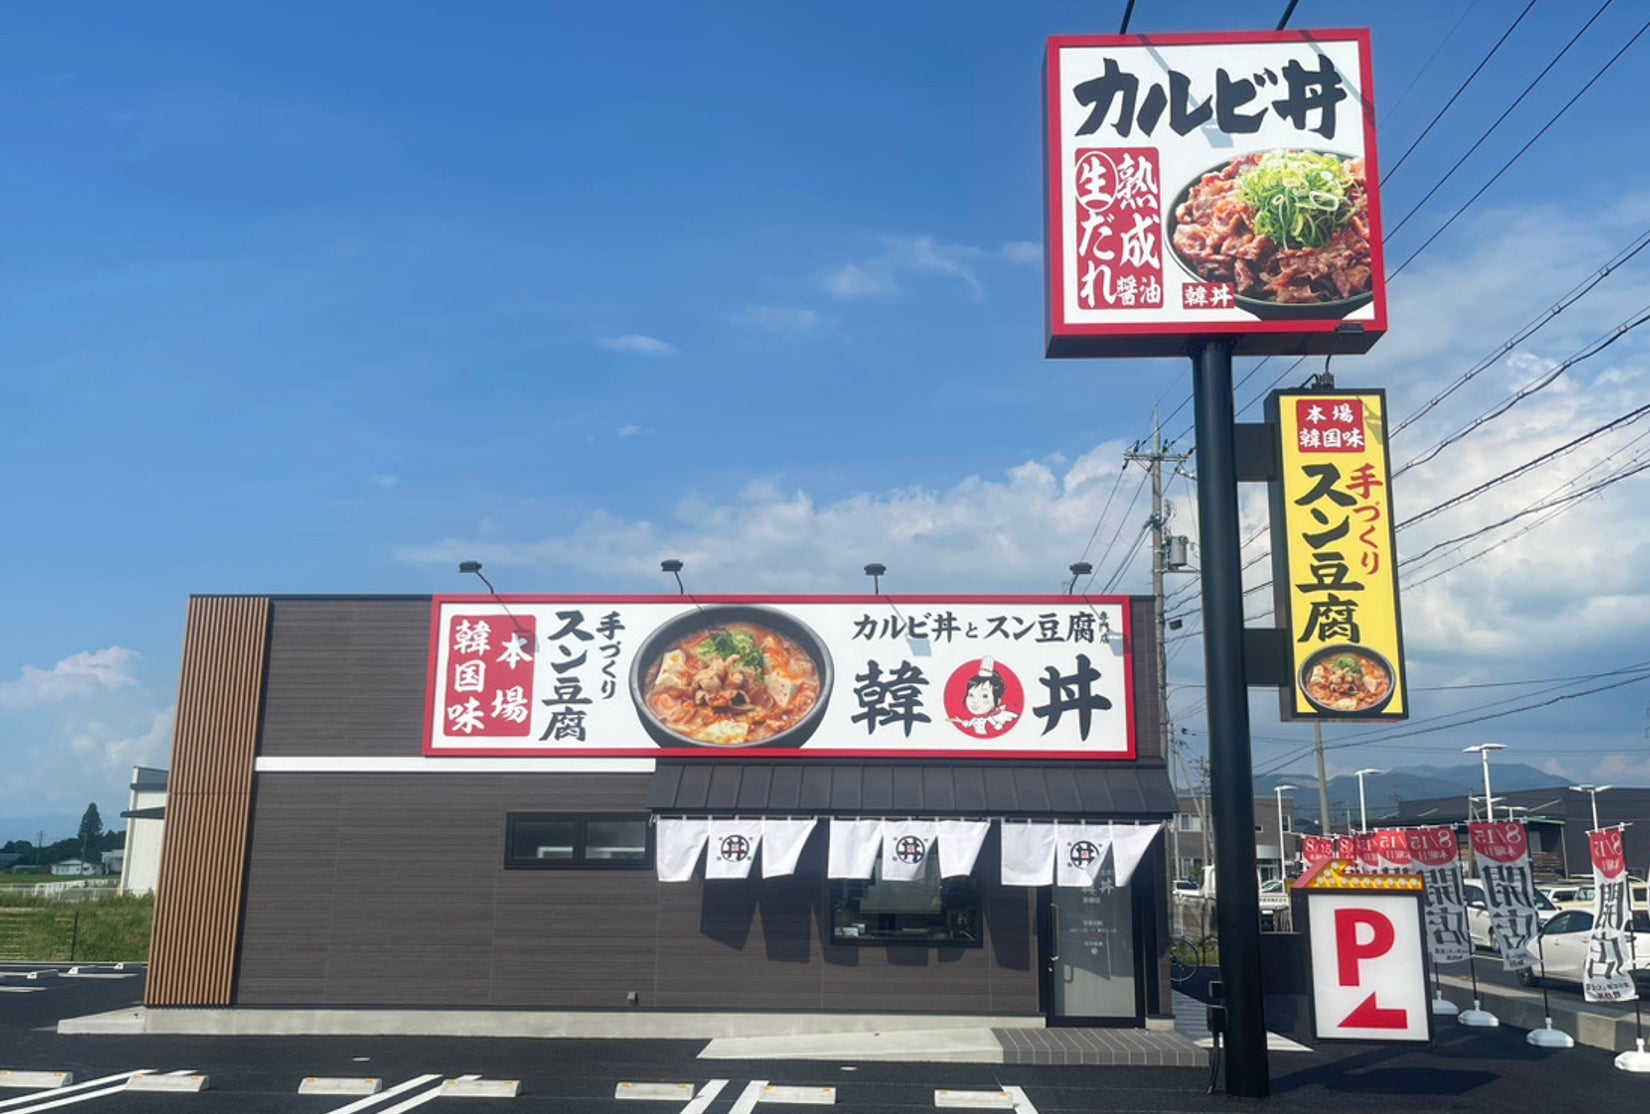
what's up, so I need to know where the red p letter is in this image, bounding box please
[1335,907,1394,986]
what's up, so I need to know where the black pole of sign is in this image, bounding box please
[1190,337,1270,1097]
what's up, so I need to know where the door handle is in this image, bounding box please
[1049,904,1061,963]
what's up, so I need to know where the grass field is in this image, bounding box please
[0,893,153,962]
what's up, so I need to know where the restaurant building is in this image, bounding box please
[146,593,1180,1027]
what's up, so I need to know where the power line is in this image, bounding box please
[1390,228,1650,439]
[1383,1,1614,242]
[1379,0,1540,185]
[1399,398,1650,530]
[1387,14,1650,283]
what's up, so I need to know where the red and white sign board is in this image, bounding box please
[425,595,1136,759]
[1307,890,1431,1042]
[1044,30,1386,358]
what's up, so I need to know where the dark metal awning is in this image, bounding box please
[648,761,1177,818]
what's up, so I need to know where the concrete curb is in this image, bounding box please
[57,1006,1045,1042]
[1438,975,1648,1053]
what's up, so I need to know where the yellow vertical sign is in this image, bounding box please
[1270,390,1407,720]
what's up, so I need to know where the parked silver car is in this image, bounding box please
[1462,879,1558,950]
[1516,910,1650,991]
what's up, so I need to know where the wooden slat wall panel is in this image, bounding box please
[146,596,268,1006]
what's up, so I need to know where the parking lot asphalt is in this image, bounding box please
[4,964,1649,1113]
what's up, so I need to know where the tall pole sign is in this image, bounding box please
[1044,28,1386,1098]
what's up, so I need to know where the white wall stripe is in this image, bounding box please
[255,757,655,774]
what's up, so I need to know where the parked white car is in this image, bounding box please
[1517,909,1650,992]
[1462,879,1559,950]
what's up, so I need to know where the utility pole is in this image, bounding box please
[1313,721,1330,836]
[1124,411,1193,788]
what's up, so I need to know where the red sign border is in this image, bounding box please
[423,594,1139,760]
[1044,28,1388,358]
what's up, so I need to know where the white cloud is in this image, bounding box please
[370,473,399,490]
[615,424,652,438]
[0,648,141,708]
[1000,241,1041,265]
[598,334,677,356]
[823,235,986,299]
[396,443,1129,593]
[733,305,821,336]
[69,706,175,775]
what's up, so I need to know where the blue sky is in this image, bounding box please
[4,2,1650,843]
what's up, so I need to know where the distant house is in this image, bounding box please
[49,859,101,876]
[0,853,23,872]
[119,766,168,896]
[101,849,125,875]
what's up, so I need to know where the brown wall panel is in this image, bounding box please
[147,596,269,1006]
[235,772,1040,1013]
[257,598,430,758]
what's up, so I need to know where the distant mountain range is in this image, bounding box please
[1245,762,1569,827]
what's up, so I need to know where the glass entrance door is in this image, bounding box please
[1046,877,1140,1023]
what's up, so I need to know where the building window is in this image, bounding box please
[505,813,653,869]
[1176,813,1203,832]
[830,857,981,947]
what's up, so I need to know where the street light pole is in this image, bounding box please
[1274,785,1297,878]
[1464,744,1506,822]
[1354,769,1381,833]
[1569,784,1612,831]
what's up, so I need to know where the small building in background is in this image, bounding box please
[50,859,100,876]
[118,766,168,896]
[1170,794,1295,884]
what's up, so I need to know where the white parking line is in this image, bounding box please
[377,1075,479,1114]
[728,1080,768,1114]
[1003,1086,1040,1114]
[678,1078,728,1114]
[321,1074,442,1114]
[0,1071,184,1113]
[0,1071,146,1110]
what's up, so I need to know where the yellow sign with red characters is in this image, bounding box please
[1269,390,1407,720]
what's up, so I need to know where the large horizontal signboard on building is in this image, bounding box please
[1268,389,1407,721]
[1044,30,1386,358]
[425,596,1136,759]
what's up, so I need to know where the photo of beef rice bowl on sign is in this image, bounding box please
[632,606,831,748]
[1169,149,1373,317]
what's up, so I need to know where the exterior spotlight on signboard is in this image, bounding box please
[1066,562,1093,595]
[458,560,496,594]
[863,563,886,594]
[659,559,686,595]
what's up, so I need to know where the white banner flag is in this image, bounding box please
[999,821,1056,886]
[1106,823,1159,888]
[936,820,990,878]
[705,818,764,880]
[828,819,883,880]
[1406,826,1470,964]
[1584,827,1638,1003]
[1468,821,1539,971]
[881,820,938,882]
[759,818,817,878]
[655,818,708,882]
[1055,821,1113,888]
